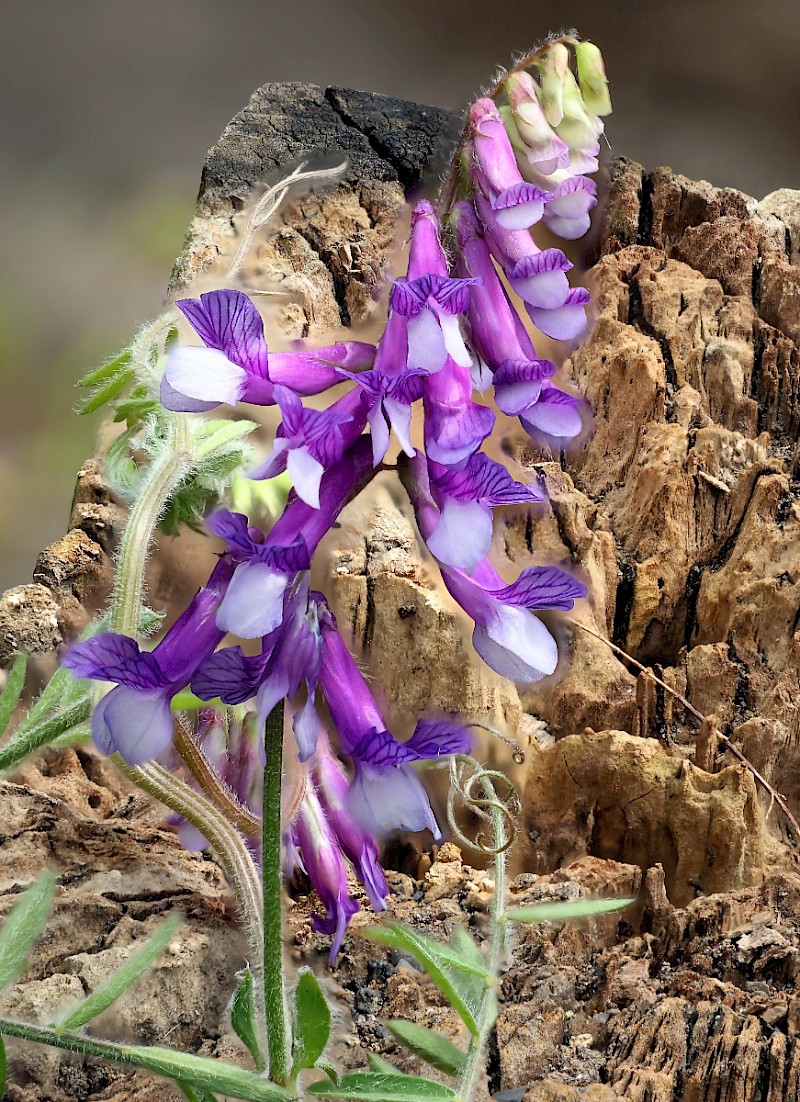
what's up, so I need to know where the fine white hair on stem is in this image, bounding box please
[226,158,349,282]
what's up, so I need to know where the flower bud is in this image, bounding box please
[575,41,612,117]
[535,42,570,126]
[505,71,569,177]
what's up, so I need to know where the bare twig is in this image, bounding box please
[568,618,800,844]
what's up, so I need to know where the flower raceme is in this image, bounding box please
[64,47,607,956]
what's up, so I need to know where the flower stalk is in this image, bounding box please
[262,699,290,1086]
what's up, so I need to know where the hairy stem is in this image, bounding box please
[457,783,508,1101]
[116,758,266,1031]
[0,697,91,773]
[174,716,261,837]
[110,417,192,637]
[262,700,289,1086]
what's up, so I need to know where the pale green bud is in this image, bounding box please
[575,41,612,116]
[535,42,570,126]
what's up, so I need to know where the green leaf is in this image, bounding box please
[291,969,331,1073]
[79,349,132,389]
[192,419,258,459]
[0,870,57,990]
[502,897,635,924]
[307,1071,457,1100]
[79,366,135,414]
[178,1081,219,1102]
[229,968,265,1072]
[365,1054,397,1075]
[0,653,27,736]
[0,1017,292,1101]
[0,1034,6,1097]
[361,924,487,1037]
[384,1021,465,1077]
[55,911,183,1032]
[319,1061,341,1084]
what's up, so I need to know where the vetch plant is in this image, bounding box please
[0,35,632,1102]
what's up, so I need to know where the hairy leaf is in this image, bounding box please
[79,349,132,389]
[502,897,635,923]
[79,367,135,415]
[0,870,57,990]
[56,911,183,1032]
[361,924,487,1037]
[0,654,26,737]
[307,1071,457,1100]
[291,969,331,1073]
[365,1053,397,1075]
[384,1020,465,1077]
[178,1081,219,1102]
[229,967,265,1072]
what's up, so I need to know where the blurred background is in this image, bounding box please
[1,0,798,591]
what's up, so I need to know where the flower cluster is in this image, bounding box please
[63,42,607,958]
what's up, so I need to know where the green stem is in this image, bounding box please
[0,697,91,773]
[110,417,192,637]
[457,792,508,1102]
[115,758,267,1033]
[0,1017,291,1102]
[262,700,289,1086]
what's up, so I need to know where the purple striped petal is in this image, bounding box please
[508,250,573,310]
[493,358,557,416]
[431,452,545,506]
[492,182,552,230]
[406,718,472,759]
[489,565,587,610]
[429,276,482,316]
[176,290,270,378]
[63,634,167,690]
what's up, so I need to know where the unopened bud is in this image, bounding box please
[575,41,612,116]
[535,42,570,126]
[505,71,569,176]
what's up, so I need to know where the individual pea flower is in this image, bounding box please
[62,556,236,764]
[311,726,389,915]
[453,201,585,444]
[403,455,586,683]
[391,199,481,375]
[160,288,375,412]
[248,386,368,508]
[473,188,587,341]
[290,780,360,962]
[574,41,612,118]
[316,610,471,838]
[333,366,425,466]
[468,99,554,230]
[426,452,545,573]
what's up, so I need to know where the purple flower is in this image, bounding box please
[453,202,584,445]
[62,557,235,764]
[192,579,327,762]
[291,781,360,962]
[312,728,388,914]
[161,289,374,412]
[248,386,368,509]
[404,455,585,683]
[469,99,554,230]
[426,452,545,572]
[317,613,471,838]
[390,201,480,376]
